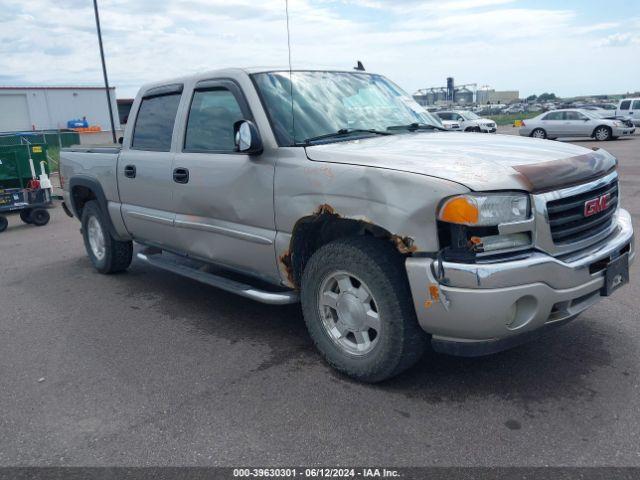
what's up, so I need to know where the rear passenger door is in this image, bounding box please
[171,79,278,281]
[117,84,183,249]
[540,111,563,136]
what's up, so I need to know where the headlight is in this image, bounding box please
[438,193,530,226]
[613,121,622,127]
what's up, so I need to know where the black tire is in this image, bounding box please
[0,216,7,233]
[301,236,427,383]
[81,200,133,274]
[20,209,33,224]
[30,209,50,226]
[593,126,611,141]
[531,128,547,139]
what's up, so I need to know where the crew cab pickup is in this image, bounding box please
[61,68,635,382]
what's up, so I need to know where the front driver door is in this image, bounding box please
[171,79,278,282]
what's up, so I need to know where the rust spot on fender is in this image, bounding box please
[313,203,337,216]
[390,234,417,254]
[279,251,295,287]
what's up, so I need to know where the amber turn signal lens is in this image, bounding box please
[438,196,479,225]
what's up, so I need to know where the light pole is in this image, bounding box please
[93,0,117,144]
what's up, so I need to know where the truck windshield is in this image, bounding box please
[252,71,442,146]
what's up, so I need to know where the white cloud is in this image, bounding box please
[0,0,638,98]
[596,32,640,47]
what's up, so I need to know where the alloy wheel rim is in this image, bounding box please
[317,271,380,356]
[596,128,608,140]
[533,130,544,138]
[87,216,106,261]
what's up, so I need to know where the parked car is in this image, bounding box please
[616,98,640,126]
[436,110,497,132]
[518,109,635,140]
[438,119,462,131]
[60,68,634,382]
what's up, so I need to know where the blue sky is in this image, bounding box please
[0,0,638,98]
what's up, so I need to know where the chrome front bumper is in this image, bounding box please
[406,209,634,355]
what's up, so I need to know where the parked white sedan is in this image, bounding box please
[519,109,635,141]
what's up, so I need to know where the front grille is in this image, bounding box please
[546,178,618,244]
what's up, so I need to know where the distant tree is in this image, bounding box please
[537,92,557,102]
[526,94,537,102]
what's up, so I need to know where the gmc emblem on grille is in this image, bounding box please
[584,193,610,217]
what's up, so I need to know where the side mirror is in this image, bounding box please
[118,136,124,145]
[234,120,263,155]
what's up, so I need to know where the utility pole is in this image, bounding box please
[93,0,117,144]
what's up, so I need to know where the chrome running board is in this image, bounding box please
[136,252,299,305]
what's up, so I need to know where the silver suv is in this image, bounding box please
[60,68,634,382]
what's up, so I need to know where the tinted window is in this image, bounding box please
[620,100,631,110]
[132,93,181,151]
[633,100,640,109]
[437,112,452,120]
[184,89,244,152]
[565,111,586,120]
[543,111,563,120]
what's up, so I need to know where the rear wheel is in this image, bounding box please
[301,236,427,383]
[0,216,7,233]
[81,200,133,274]
[531,128,547,139]
[594,126,611,141]
[19,209,32,224]
[30,209,50,226]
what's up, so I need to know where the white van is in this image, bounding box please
[616,98,640,126]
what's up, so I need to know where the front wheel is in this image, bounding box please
[81,200,133,274]
[0,216,7,233]
[531,128,547,139]
[594,126,611,141]
[301,236,427,383]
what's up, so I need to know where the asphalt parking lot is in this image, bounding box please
[1,131,639,467]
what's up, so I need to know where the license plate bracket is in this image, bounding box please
[601,253,629,296]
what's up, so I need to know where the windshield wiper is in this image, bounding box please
[386,123,447,132]
[304,128,392,145]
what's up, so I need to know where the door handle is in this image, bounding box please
[173,167,189,184]
[124,165,136,178]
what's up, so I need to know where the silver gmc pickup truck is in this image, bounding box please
[61,68,634,382]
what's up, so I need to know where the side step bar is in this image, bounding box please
[136,252,299,305]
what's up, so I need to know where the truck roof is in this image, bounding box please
[137,66,375,95]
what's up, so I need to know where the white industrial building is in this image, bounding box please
[0,86,120,133]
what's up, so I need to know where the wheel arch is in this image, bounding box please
[69,176,122,240]
[280,205,417,288]
[592,124,612,138]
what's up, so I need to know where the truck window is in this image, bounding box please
[184,89,244,152]
[132,93,182,151]
[619,100,631,110]
[633,100,640,109]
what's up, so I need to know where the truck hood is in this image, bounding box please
[304,132,616,192]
